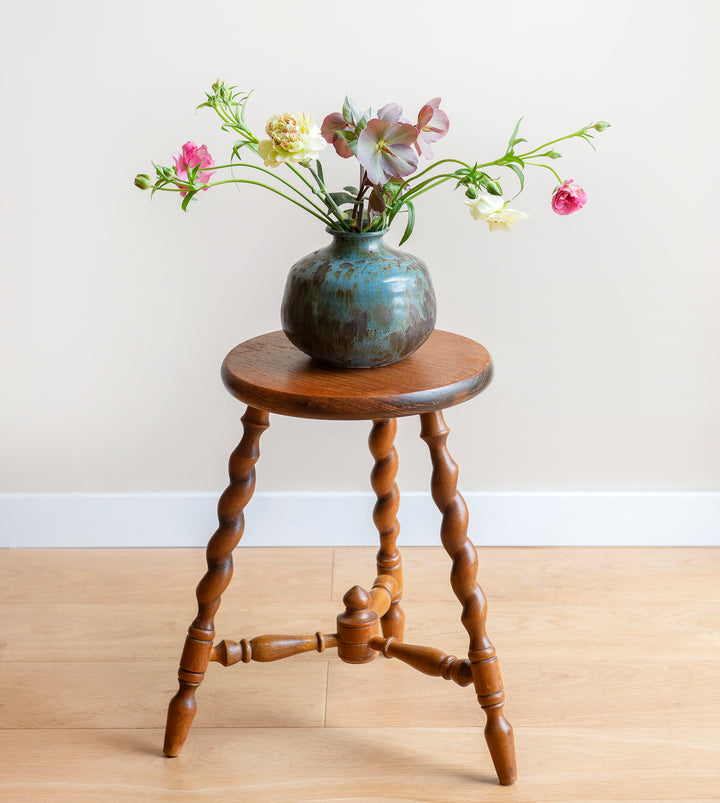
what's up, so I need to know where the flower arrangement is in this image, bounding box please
[135,80,609,244]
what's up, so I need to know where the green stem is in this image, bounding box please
[285,162,319,194]
[523,161,563,183]
[387,173,457,223]
[397,158,471,191]
[515,127,591,160]
[214,102,258,143]
[205,178,335,225]
[214,161,331,217]
[306,164,349,228]
[386,175,457,227]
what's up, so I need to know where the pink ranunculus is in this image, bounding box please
[172,141,216,197]
[551,179,587,215]
[414,97,449,160]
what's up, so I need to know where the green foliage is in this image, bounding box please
[135,80,610,240]
[398,200,415,246]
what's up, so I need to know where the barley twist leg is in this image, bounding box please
[370,418,404,640]
[420,410,516,786]
[163,406,270,757]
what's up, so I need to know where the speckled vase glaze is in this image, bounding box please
[281,229,437,368]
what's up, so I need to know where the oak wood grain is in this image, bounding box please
[2,547,719,800]
[221,329,492,420]
[1,727,717,801]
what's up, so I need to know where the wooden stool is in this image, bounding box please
[163,329,517,786]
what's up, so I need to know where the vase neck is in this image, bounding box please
[327,228,388,255]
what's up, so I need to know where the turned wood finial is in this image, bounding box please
[343,585,371,612]
[336,586,380,664]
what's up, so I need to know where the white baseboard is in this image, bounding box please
[0,491,718,548]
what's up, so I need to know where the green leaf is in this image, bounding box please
[342,96,361,125]
[506,117,524,153]
[506,163,525,193]
[354,108,372,135]
[343,186,359,195]
[181,190,197,212]
[316,160,325,183]
[327,191,357,207]
[398,201,416,246]
[500,154,525,168]
[232,140,254,160]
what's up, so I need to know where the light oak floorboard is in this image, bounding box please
[332,546,720,603]
[1,546,719,801]
[0,547,335,605]
[0,728,717,802]
[3,599,717,662]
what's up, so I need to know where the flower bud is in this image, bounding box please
[464,186,479,199]
[134,173,153,190]
[211,78,231,103]
[486,179,503,196]
[547,150,562,159]
[592,121,611,132]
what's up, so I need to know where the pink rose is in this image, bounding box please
[551,179,587,215]
[172,141,216,196]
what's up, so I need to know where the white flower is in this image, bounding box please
[258,112,326,168]
[465,195,528,232]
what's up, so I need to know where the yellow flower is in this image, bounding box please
[465,195,528,232]
[258,112,326,167]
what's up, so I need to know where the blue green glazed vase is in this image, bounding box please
[281,229,437,368]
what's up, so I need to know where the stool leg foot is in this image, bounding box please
[370,418,404,640]
[163,679,200,756]
[163,406,269,757]
[420,410,517,786]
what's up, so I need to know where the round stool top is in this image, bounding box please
[221,330,492,420]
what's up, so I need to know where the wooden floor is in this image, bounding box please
[1,546,719,802]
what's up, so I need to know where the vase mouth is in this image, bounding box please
[324,226,389,238]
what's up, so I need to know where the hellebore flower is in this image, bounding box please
[356,119,419,186]
[258,112,326,167]
[465,195,528,232]
[376,102,407,123]
[172,141,216,197]
[551,179,587,215]
[414,97,449,159]
[321,112,355,158]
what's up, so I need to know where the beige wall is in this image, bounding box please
[1,0,718,494]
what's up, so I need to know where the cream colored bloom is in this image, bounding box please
[258,112,326,167]
[465,195,528,232]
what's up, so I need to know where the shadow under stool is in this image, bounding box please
[162,329,517,786]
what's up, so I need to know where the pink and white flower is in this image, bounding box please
[356,118,419,186]
[172,141,216,197]
[320,112,356,158]
[551,179,587,215]
[414,97,449,159]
